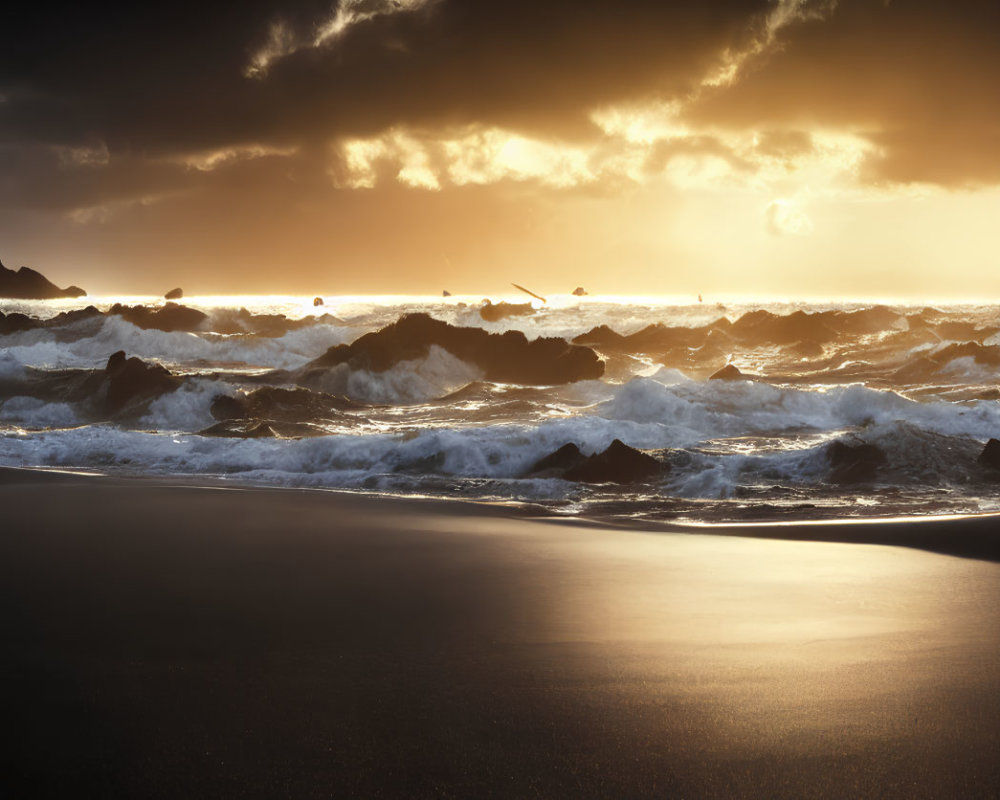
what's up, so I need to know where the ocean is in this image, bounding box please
[2,294,999,523]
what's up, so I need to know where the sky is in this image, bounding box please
[1,0,998,297]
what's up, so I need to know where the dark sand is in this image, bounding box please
[2,469,999,798]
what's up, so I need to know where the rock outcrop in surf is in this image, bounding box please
[527,443,586,477]
[709,364,744,381]
[826,440,887,484]
[210,306,343,337]
[527,440,666,484]
[573,306,909,357]
[978,439,1000,471]
[103,351,181,414]
[110,302,209,332]
[1,300,344,339]
[0,306,103,335]
[479,300,535,322]
[300,313,604,386]
[0,259,86,299]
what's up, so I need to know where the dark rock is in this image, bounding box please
[313,296,324,306]
[709,364,744,381]
[106,350,127,373]
[109,302,208,332]
[563,439,665,484]
[2,305,105,336]
[164,287,184,300]
[49,306,103,326]
[826,441,887,484]
[572,324,630,349]
[210,394,249,421]
[572,287,587,296]
[302,313,604,386]
[0,259,87,299]
[479,301,535,322]
[442,290,452,297]
[527,443,586,477]
[104,353,181,414]
[978,439,1000,470]
[0,311,36,335]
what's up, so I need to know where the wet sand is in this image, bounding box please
[2,468,999,798]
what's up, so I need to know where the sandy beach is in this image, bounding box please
[2,468,999,798]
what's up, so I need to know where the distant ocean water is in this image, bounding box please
[2,294,999,523]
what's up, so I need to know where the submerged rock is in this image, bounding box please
[302,313,603,386]
[0,259,87,299]
[164,287,183,300]
[826,441,887,484]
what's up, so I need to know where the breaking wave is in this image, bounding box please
[3,294,1000,521]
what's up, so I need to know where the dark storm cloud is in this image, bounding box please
[1,0,770,154]
[685,0,1000,186]
[0,0,778,213]
[3,0,998,221]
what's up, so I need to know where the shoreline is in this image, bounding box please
[6,465,1000,562]
[2,466,999,796]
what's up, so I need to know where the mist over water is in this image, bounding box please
[2,294,999,523]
